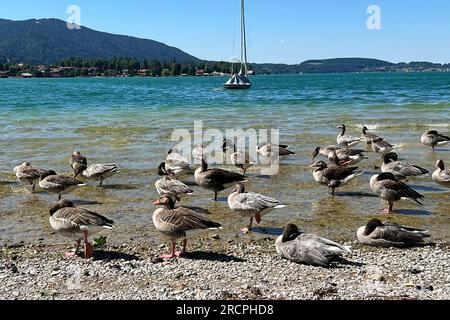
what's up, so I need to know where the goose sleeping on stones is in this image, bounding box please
[195,155,246,201]
[276,224,351,267]
[49,199,115,258]
[13,161,48,192]
[39,170,86,200]
[70,151,118,187]
[152,195,221,259]
[309,160,363,196]
[370,172,424,213]
[357,219,430,247]
[228,184,286,233]
[381,152,429,181]
[421,130,450,151]
[155,163,194,202]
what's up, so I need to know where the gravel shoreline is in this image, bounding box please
[1,239,449,300]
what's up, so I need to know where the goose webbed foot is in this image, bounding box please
[65,251,77,257]
[161,242,177,259]
[240,227,250,234]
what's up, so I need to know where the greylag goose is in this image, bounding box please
[309,160,363,196]
[336,124,361,148]
[432,160,450,188]
[357,219,430,247]
[153,195,221,259]
[195,155,246,201]
[256,142,296,159]
[370,172,424,213]
[164,149,193,177]
[13,161,47,192]
[49,199,115,258]
[70,151,118,187]
[229,144,257,175]
[381,152,429,180]
[361,126,381,144]
[312,147,367,166]
[421,130,450,151]
[275,224,351,267]
[371,137,394,155]
[39,170,86,200]
[155,163,194,202]
[228,184,285,233]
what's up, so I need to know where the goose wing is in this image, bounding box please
[45,175,84,187]
[390,162,429,177]
[166,153,192,171]
[322,166,359,180]
[53,207,114,228]
[84,163,118,176]
[16,166,46,180]
[157,207,220,233]
[379,180,424,203]
[156,177,193,195]
[204,168,244,185]
[371,224,429,244]
[231,192,280,211]
[436,133,450,142]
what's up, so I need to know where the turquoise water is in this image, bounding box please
[0,73,449,245]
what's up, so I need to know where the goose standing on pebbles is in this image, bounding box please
[336,124,361,148]
[256,142,296,160]
[432,160,450,188]
[155,163,194,202]
[309,160,363,196]
[357,219,430,247]
[49,199,115,258]
[381,152,429,180]
[39,170,86,200]
[370,172,424,213]
[152,195,221,259]
[70,151,118,187]
[361,126,381,144]
[275,224,351,267]
[421,130,450,151]
[195,155,246,201]
[228,184,286,233]
[371,137,394,155]
[13,162,47,192]
[163,149,193,178]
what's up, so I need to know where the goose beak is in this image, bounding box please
[308,163,317,168]
[153,200,161,205]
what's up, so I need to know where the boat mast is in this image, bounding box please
[240,0,248,75]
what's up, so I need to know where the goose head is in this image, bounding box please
[40,170,58,181]
[362,126,368,134]
[309,160,327,171]
[232,183,245,194]
[363,219,384,236]
[157,162,174,176]
[435,159,445,171]
[382,152,398,164]
[336,124,346,134]
[49,199,74,216]
[281,224,302,243]
[153,195,175,209]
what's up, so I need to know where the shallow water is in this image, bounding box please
[0,73,449,246]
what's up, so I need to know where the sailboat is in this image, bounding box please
[224,0,252,89]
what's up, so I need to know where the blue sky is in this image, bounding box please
[2,0,450,63]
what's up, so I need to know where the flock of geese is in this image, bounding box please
[11,126,450,266]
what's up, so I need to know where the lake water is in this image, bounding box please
[0,73,449,246]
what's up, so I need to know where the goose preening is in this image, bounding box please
[381,152,429,180]
[164,149,194,177]
[421,130,450,151]
[49,199,115,258]
[371,137,394,155]
[195,155,246,201]
[370,172,425,213]
[155,163,194,202]
[152,195,221,259]
[256,142,296,159]
[432,160,450,188]
[336,124,361,148]
[228,184,286,233]
[39,170,86,200]
[357,219,430,247]
[312,146,367,166]
[275,224,351,267]
[70,151,119,187]
[361,126,381,144]
[13,161,47,192]
[309,160,363,196]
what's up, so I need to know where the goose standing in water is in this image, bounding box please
[39,170,86,200]
[223,141,257,175]
[276,224,351,267]
[256,142,296,160]
[371,137,394,155]
[155,163,194,202]
[357,219,430,247]
[361,126,381,144]
[312,146,367,166]
[163,149,193,178]
[49,199,115,258]
[13,162,47,192]
[228,184,286,233]
[309,160,363,196]
[432,160,450,188]
[195,155,246,201]
[336,124,361,148]
[70,151,118,187]
[421,130,450,151]
[381,152,429,180]
[370,172,424,213]
[153,195,221,259]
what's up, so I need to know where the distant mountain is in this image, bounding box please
[0,18,199,65]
